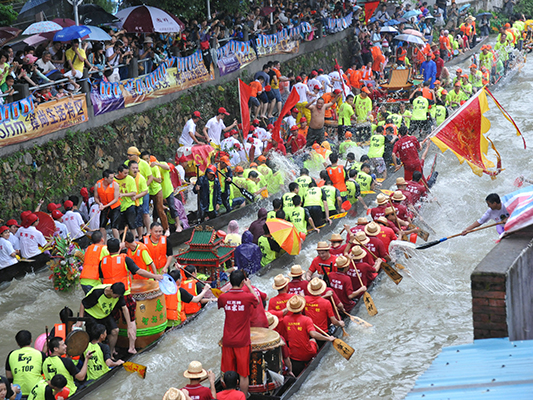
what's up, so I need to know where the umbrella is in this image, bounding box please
[79,4,120,26]
[394,33,425,45]
[52,18,76,27]
[398,17,408,22]
[260,6,275,16]
[459,4,471,12]
[402,29,424,38]
[86,26,112,41]
[115,5,184,33]
[476,12,492,19]
[402,10,422,19]
[53,25,91,42]
[20,0,51,14]
[381,26,398,33]
[22,34,49,47]
[266,218,302,255]
[384,19,400,26]
[22,21,63,35]
[35,211,56,238]
[0,27,21,46]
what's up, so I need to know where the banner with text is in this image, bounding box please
[0,94,88,147]
[255,29,302,58]
[216,40,257,77]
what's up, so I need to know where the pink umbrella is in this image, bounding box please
[52,18,76,27]
[23,34,49,47]
[402,29,424,38]
[0,27,21,46]
[115,5,184,33]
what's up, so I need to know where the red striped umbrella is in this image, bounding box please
[115,6,184,33]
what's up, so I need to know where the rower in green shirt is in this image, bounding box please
[288,195,319,236]
[28,376,67,400]
[267,198,282,220]
[446,82,468,108]
[82,324,124,381]
[337,94,355,140]
[282,182,299,218]
[258,224,281,267]
[295,169,313,201]
[356,163,375,195]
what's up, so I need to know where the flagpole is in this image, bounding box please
[237,80,250,162]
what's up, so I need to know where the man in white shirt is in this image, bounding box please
[294,76,310,103]
[19,213,51,266]
[221,130,243,166]
[6,219,20,252]
[329,69,344,92]
[307,71,321,92]
[51,210,69,239]
[244,136,263,160]
[105,41,122,82]
[179,111,203,147]
[202,107,238,149]
[0,226,18,269]
[462,193,509,236]
[316,69,332,95]
[285,108,298,130]
[252,120,270,143]
[63,200,89,248]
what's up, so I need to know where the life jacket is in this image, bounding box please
[304,187,324,210]
[81,244,105,281]
[54,323,66,341]
[127,242,152,280]
[361,66,372,80]
[482,70,490,86]
[383,123,398,136]
[326,166,347,193]
[421,87,433,101]
[181,279,201,314]
[96,179,120,209]
[165,289,186,324]
[84,342,110,381]
[290,206,307,234]
[143,235,168,273]
[8,347,44,396]
[43,356,77,395]
[100,254,131,294]
[397,47,406,62]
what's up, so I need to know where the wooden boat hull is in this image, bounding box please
[0,259,49,285]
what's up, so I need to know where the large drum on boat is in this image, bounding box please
[249,327,284,393]
[117,280,167,349]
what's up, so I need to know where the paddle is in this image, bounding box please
[195,165,203,224]
[353,236,403,285]
[123,361,147,379]
[313,324,354,361]
[388,199,407,241]
[329,298,349,337]
[416,221,505,250]
[121,226,128,243]
[341,311,373,328]
[81,211,99,232]
[350,260,377,316]
[408,222,430,242]
[178,266,224,298]
[218,170,255,203]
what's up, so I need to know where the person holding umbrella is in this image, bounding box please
[64,39,96,91]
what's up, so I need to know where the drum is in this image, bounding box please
[66,329,89,357]
[249,327,284,393]
[117,280,167,349]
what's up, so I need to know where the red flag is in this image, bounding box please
[272,88,300,143]
[364,1,379,23]
[238,79,252,139]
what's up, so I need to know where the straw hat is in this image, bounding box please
[288,265,305,277]
[377,216,389,225]
[266,312,279,330]
[396,177,407,186]
[272,274,290,290]
[163,388,185,400]
[391,191,406,202]
[357,217,369,225]
[385,206,395,216]
[183,361,208,380]
[364,221,381,237]
[352,231,369,245]
[316,241,331,251]
[287,295,306,313]
[307,277,327,296]
[329,233,343,242]
[351,245,367,260]
[335,255,351,269]
[376,193,389,205]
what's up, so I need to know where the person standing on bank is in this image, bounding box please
[462,193,509,236]
[141,152,170,236]
[125,147,154,235]
[94,169,121,241]
[193,165,222,221]
[202,107,238,150]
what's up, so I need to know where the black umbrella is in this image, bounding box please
[78,4,120,26]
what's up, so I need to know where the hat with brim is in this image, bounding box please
[288,265,305,277]
[183,361,208,380]
[376,193,389,205]
[392,191,406,202]
[266,312,279,330]
[272,274,290,290]
[377,216,389,225]
[335,255,350,269]
[396,177,407,186]
[329,233,343,242]
[351,245,367,260]
[127,146,141,156]
[364,221,381,237]
[307,277,327,296]
[384,206,395,216]
[316,241,331,251]
[352,231,369,245]
[287,295,306,313]
[357,217,369,225]
[163,388,185,400]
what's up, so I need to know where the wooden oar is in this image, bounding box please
[121,226,128,243]
[388,199,407,241]
[350,260,377,316]
[416,222,505,250]
[218,170,255,203]
[123,361,147,379]
[353,236,403,285]
[330,298,349,337]
[178,266,224,298]
[81,212,99,232]
[341,311,373,328]
[313,324,354,361]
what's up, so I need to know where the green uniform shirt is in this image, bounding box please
[296,175,312,199]
[84,285,121,320]
[469,70,483,88]
[345,180,359,204]
[289,206,308,234]
[28,380,49,400]
[435,105,447,126]
[339,140,357,156]
[446,90,468,107]
[7,347,44,395]
[115,175,137,212]
[322,185,338,212]
[337,102,355,125]
[401,110,412,128]
[368,134,385,158]
[267,210,277,220]
[42,356,77,395]
[258,236,279,267]
[148,165,162,196]
[84,342,110,381]
[304,187,325,210]
[133,173,148,206]
[282,192,297,217]
[354,95,372,123]
[390,113,402,127]
[411,96,429,121]
[356,171,373,193]
[160,163,173,199]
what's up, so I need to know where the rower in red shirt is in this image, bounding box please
[286,126,306,154]
[328,233,347,256]
[370,193,390,220]
[347,245,379,289]
[344,218,369,243]
[264,139,287,156]
[406,171,428,204]
[329,256,367,312]
[217,270,260,395]
[364,221,392,256]
[216,371,246,400]
[347,230,391,265]
[268,274,294,311]
[287,265,310,296]
[375,217,398,250]
[284,295,333,376]
[304,277,345,333]
[393,126,422,181]
[242,283,268,328]
[390,191,412,223]
[305,242,337,280]
[395,177,414,205]
[181,361,216,400]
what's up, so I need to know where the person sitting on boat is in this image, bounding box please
[355,163,375,196]
[193,165,222,221]
[346,231,390,266]
[27,375,67,400]
[282,182,300,218]
[180,265,211,317]
[370,194,390,221]
[304,181,330,228]
[288,265,310,296]
[217,270,260,396]
[284,295,334,376]
[216,371,246,400]
[166,269,210,328]
[258,224,281,267]
[82,324,124,382]
[348,245,380,290]
[468,64,483,93]
[244,171,268,201]
[266,199,282,220]
[181,361,216,400]
[445,81,468,109]
[305,277,345,333]
[248,208,268,244]
[269,274,294,311]
[163,387,192,400]
[461,193,509,236]
[306,242,337,281]
[42,336,91,396]
[330,256,367,312]
[343,218,370,244]
[374,217,398,250]
[0,226,18,270]
[143,222,174,275]
[18,213,52,266]
[224,220,242,247]
[5,219,21,255]
[322,179,342,218]
[395,178,415,206]
[460,74,473,96]
[233,231,262,276]
[124,231,157,277]
[405,171,428,204]
[80,231,108,294]
[390,191,412,224]
[289,195,319,239]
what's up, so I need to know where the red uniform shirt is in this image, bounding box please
[392,202,409,221]
[399,189,414,205]
[346,225,367,242]
[370,205,387,220]
[406,180,427,203]
[284,313,317,362]
[287,279,310,296]
[242,285,268,328]
[288,133,307,153]
[376,225,397,250]
[182,384,213,400]
[392,135,421,167]
[217,390,246,400]
[309,254,337,275]
[329,243,347,256]
[218,289,258,347]
[268,292,293,311]
[347,259,377,289]
[265,141,287,155]
[366,236,388,260]
[329,271,355,312]
[304,295,335,332]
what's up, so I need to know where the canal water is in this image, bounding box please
[0,56,531,400]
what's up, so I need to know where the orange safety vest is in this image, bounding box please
[326,166,347,193]
[361,67,372,80]
[96,179,121,209]
[143,235,167,273]
[181,279,201,314]
[100,254,131,292]
[81,244,105,280]
[127,242,152,280]
[165,291,186,323]
[421,87,434,101]
[397,47,406,62]
[54,323,66,340]
[383,123,398,136]
[482,71,490,85]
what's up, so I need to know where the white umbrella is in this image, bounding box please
[381,26,398,33]
[394,34,425,45]
[22,21,63,35]
[115,6,184,33]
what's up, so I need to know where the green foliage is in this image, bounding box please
[514,0,533,17]
[0,5,17,26]
[86,0,116,14]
